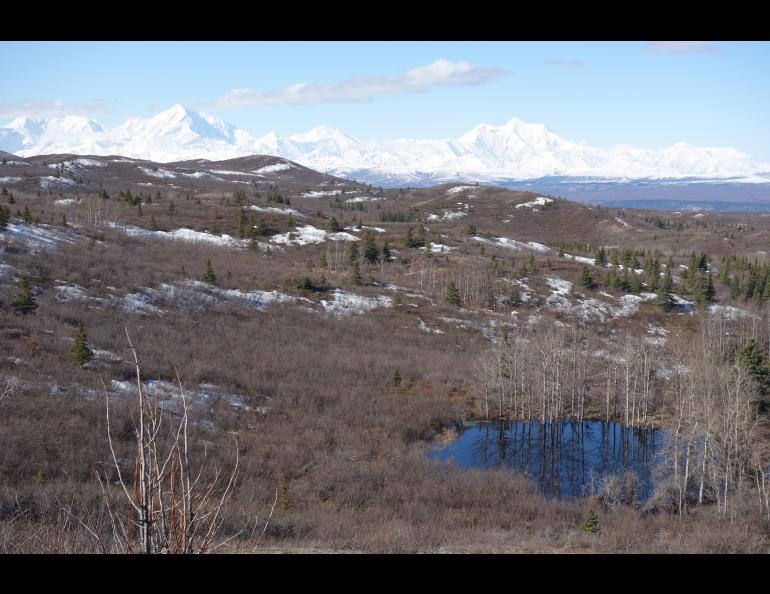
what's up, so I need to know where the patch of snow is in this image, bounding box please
[320,289,392,317]
[474,235,553,255]
[139,166,176,178]
[249,205,305,218]
[427,210,467,222]
[515,196,553,209]
[430,242,453,253]
[614,217,633,229]
[0,176,21,184]
[39,176,77,189]
[54,283,89,303]
[564,253,596,266]
[345,225,385,233]
[253,162,292,174]
[209,169,258,176]
[54,198,78,205]
[345,196,383,203]
[271,225,359,246]
[445,185,476,194]
[300,189,341,198]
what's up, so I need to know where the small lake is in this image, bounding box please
[429,420,669,503]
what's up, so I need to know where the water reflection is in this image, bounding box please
[430,420,667,502]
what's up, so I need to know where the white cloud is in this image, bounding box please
[645,41,718,54]
[0,99,108,119]
[204,59,509,109]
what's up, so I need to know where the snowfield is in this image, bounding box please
[445,185,477,194]
[0,176,21,184]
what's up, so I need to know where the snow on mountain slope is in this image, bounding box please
[1,105,769,184]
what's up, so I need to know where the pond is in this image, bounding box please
[429,420,670,503]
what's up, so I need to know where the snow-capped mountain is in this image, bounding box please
[2,104,769,185]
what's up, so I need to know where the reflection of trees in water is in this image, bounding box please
[466,420,661,501]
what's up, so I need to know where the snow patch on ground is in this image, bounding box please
[320,289,392,317]
[474,235,553,254]
[1,223,80,251]
[271,225,359,246]
[139,166,176,178]
[515,196,553,209]
[345,196,383,203]
[253,162,292,174]
[209,169,259,176]
[110,223,248,248]
[249,205,305,217]
[39,176,77,189]
[427,210,467,222]
[430,242,453,253]
[54,198,78,206]
[345,225,385,233]
[445,185,476,194]
[0,176,21,184]
[300,189,341,198]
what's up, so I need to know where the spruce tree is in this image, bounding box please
[381,240,391,262]
[347,241,359,267]
[577,266,594,289]
[392,292,402,308]
[326,217,341,233]
[68,324,93,366]
[629,272,642,294]
[403,226,415,248]
[350,261,362,285]
[8,192,15,205]
[203,259,217,285]
[13,277,38,314]
[362,231,379,265]
[444,280,461,306]
[594,247,607,267]
[736,339,769,394]
[0,205,9,229]
[656,269,675,310]
[392,368,402,387]
[579,505,600,534]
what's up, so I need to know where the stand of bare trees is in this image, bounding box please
[475,320,660,427]
[663,312,770,520]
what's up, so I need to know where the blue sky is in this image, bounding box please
[2,41,770,160]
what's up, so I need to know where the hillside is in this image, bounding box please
[1,153,770,553]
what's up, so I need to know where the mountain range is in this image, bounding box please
[2,104,769,187]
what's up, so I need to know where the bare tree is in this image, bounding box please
[96,328,240,553]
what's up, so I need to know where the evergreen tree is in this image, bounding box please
[736,339,769,395]
[392,292,402,308]
[236,208,248,238]
[381,240,391,262]
[620,268,630,292]
[392,368,401,387]
[629,272,642,294]
[68,324,93,366]
[0,186,6,195]
[166,201,175,216]
[579,505,600,534]
[0,205,9,229]
[594,246,608,267]
[403,226,415,248]
[101,190,109,200]
[444,280,461,306]
[203,259,217,285]
[577,266,594,289]
[319,249,328,269]
[656,269,675,310]
[362,231,379,265]
[347,241,360,267]
[8,192,15,205]
[350,261,362,285]
[22,206,32,224]
[326,217,341,233]
[607,267,618,290]
[13,277,38,314]
[527,252,538,272]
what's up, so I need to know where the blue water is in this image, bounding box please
[429,420,669,502]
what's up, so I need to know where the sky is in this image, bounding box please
[2,41,770,160]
